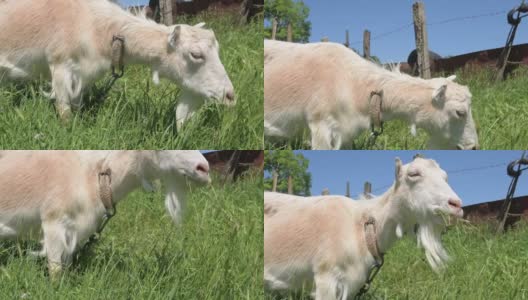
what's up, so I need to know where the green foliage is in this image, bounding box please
[0,175,263,299]
[0,15,263,149]
[266,223,528,299]
[264,0,311,42]
[265,66,528,150]
[264,150,311,196]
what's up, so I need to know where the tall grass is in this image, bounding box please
[266,222,528,299]
[0,15,263,150]
[265,66,528,150]
[0,175,263,299]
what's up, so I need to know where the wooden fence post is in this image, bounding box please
[287,23,293,42]
[363,181,372,199]
[271,18,278,40]
[345,181,350,198]
[160,0,173,26]
[363,30,371,59]
[412,2,431,79]
[272,170,278,192]
[344,30,350,48]
[287,175,293,194]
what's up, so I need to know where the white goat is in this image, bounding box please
[264,40,479,150]
[264,156,464,299]
[0,150,210,279]
[0,0,235,129]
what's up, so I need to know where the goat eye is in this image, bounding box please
[190,52,204,60]
[408,171,421,178]
[456,110,467,118]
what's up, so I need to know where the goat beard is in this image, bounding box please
[416,221,449,272]
[163,180,188,225]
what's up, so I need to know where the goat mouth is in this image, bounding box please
[188,172,211,185]
[448,201,463,217]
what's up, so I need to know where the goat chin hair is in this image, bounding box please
[164,182,186,225]
[417,222,450,272]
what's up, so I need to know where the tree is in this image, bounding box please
[264,0,311,43]
[264,150,311,196]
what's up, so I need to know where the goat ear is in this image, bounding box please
[194,22,206,28]
[446,75,456,81]
[168,25,181,48]
[395,157,403,189]
[432,84,447,103]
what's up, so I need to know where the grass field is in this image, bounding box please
[0,15,263,150]
[0,174,263,299]
[267,222,528,299]
[265,66,528,150]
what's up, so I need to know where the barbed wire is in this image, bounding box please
[347,9,509,46]
[447,162,509,174]
[428,10,508,26]
[348,160,510,198]
[349,23,414,46]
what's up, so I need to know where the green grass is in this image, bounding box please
[267,222,528,299]
[0,175,263,299]
[265,66,528,150]
[0,15,263,149]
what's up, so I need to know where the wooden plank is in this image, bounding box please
[287,175,293,194]
[363,30,371,59]
[160,0,173,25]
[271,18,278,40]
[363,181,372,199]
[412,2,431,79]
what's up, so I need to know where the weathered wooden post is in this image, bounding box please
[239,0,252,25]
[287,23,293,42]
[272,171,278,192]
[322,188,330,195]
[271,18,278,40]
[363,181,372,199]
[345,181,350,198]
[160,0,173,26]
[223,150,241,183]
[412,1,431,79]
[287,175,293,194]
[344,30,350,48]
[363,30,371,59]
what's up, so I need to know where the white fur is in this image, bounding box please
[0,150,210,279]
[264,40,479,150]
[0,0,234,126]
[264,157,464,299]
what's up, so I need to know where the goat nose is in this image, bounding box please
[196,163,209,174]
[448,198,462,209]
[226,89,235,102]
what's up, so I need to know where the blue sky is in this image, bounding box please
[297,150,528,206]
[303,0,528,62]
[118,0,148,7]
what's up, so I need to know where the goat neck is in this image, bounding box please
[364,185,415,254]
